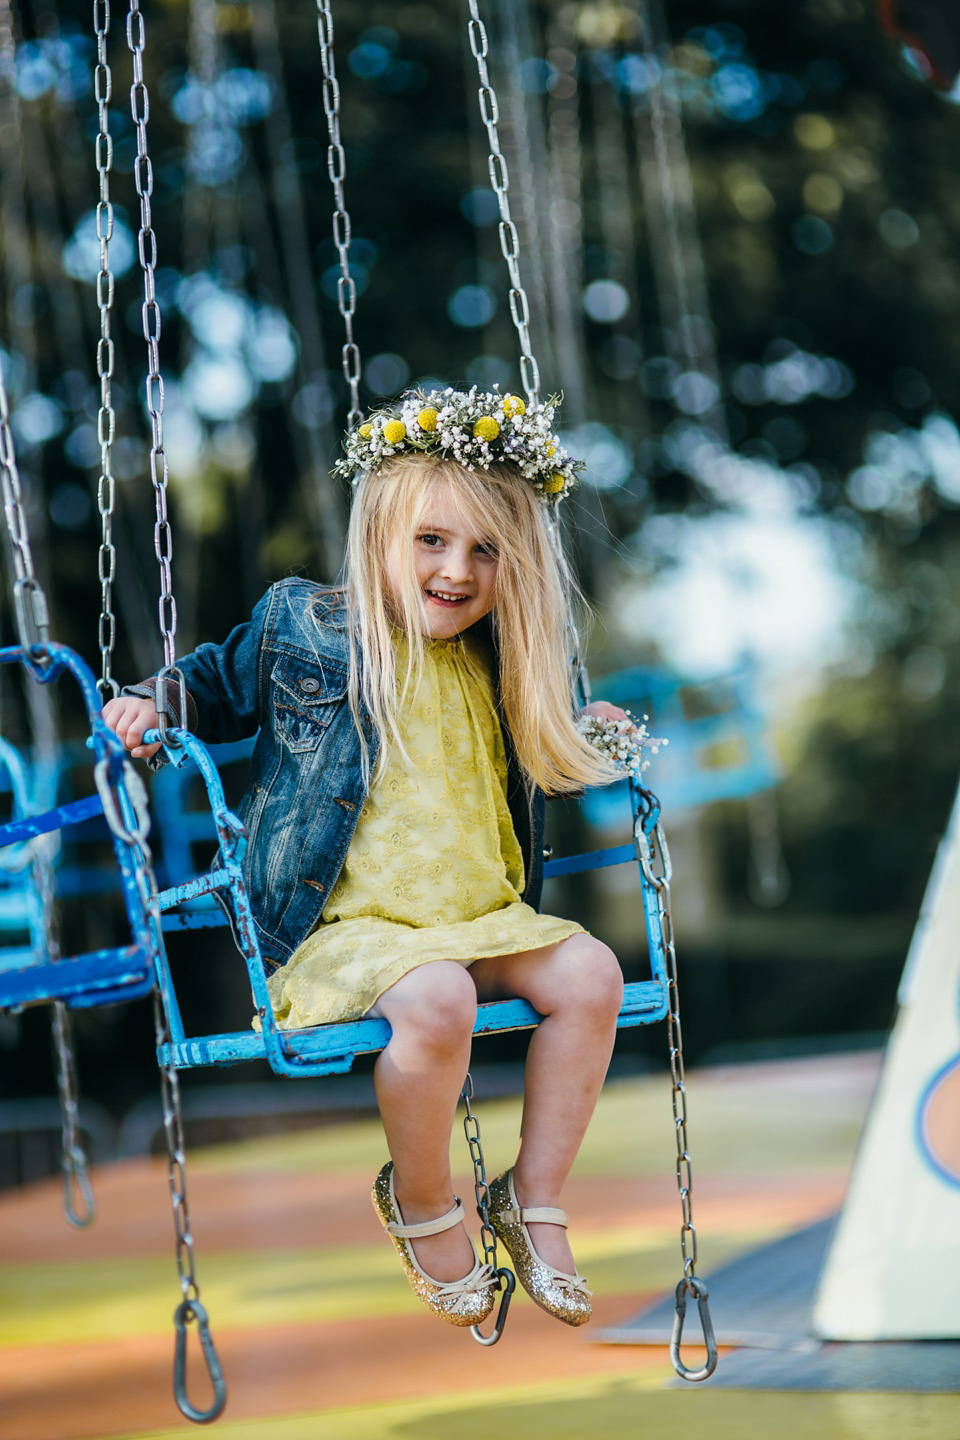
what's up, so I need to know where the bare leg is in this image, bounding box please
[370,961,479,1282]
[471,933,623,1273]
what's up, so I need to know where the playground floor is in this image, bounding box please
[1,1050,958,1440]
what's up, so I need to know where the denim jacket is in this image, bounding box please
[135,578,545,970]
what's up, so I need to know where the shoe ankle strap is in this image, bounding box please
[499,1203,569,1228]
[387,1197,466,1239]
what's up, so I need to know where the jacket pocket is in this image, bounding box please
[271,651,348,754]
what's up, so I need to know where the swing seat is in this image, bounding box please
[0,645,165,1013]
[147,728,669,1078]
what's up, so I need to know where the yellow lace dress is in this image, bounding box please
[265,633,585,1029]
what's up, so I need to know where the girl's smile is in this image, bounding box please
[391,492,499,638]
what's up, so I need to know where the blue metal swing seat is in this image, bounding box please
[0,735,50,972]
[0,644,163,1013]
[147,727,670,1080]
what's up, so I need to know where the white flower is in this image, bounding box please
[575,711,668,777]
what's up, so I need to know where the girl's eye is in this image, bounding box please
[418,533,442,547]
[475,543,498,560]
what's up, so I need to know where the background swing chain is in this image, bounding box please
[466,0,541,410]
[94,0,119,701]
[126,0,178,671]
[315,0,362,431]
[51,998,96,1228]
[37,811,95,1228]
[0,355,49,654]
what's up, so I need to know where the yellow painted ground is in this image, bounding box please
[1,1052,958,1440]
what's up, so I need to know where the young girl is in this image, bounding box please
[104,388,633,1331]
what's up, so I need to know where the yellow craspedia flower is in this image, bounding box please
[544,473,566,495]
[383,420,407,445]
[545,443,556,456]
[502,394,526,417]
[473,416,500,441]
[417,407,438,432]
[358,423,373,439]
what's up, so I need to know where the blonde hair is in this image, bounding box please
[340,454,617,795]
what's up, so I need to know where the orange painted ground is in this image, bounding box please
[0,1055,892,1440]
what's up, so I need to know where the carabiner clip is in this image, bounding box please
[470,1266,515,1347]
[62,1148,96,1229]
[670,1275,718,1382]
[173,1297,228,1423]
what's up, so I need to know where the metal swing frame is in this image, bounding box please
[137,724,669,1077]
[0,0,718,1415]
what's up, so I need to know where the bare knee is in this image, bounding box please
[549,936,624,1024]
[385,963,477,1053]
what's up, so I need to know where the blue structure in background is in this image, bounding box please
[581,661,780,829]
[0,645,160,1011]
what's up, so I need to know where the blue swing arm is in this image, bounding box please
[0,643,162,1011]
[147,722,671,1078]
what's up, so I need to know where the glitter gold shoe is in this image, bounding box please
[371,1162,498,1327]
[487,1167,593,1327]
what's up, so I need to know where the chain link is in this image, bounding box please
[96,747,224,1413]
[315,0,362,430]
[635,805,717,1379]
[465,0,540,408]
[38,804,95,1228]
[637,822,697,1275]
[51,998,96,1228]
[461,1071,514,1345]
[126,0,177,671]
[461,1072,498,1273]
[94,0,119,701]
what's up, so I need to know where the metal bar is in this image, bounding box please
[156,869,232,911]
[0,794,105,849]
[543,843,634,878]
[161,911,228,931]
[0,944,152,1008]
[156,982,668,1070]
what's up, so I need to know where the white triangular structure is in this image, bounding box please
[813,781,960,1338]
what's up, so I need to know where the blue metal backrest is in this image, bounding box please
[0,736,45,966]
[150,737,256,891]
[0,645,162,1011]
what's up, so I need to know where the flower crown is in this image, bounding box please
[332,386,584,503]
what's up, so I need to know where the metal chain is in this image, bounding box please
[461,1071,514,1345]
[51,998,96,1228]
[126,0,177,673]
[37,793,96,1228]
[465,0,592,706]
[96,753,226,1419]
[94,0,119,701]
[466,0,540,409]
[315,0,362,430]
[0,352,49,655]
[461,1072,498,1273]
[635,807,717,1381]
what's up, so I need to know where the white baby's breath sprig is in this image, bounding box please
[575,710,668,778]
[333,386,583,504]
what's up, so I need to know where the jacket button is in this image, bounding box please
[299,677,320,694]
